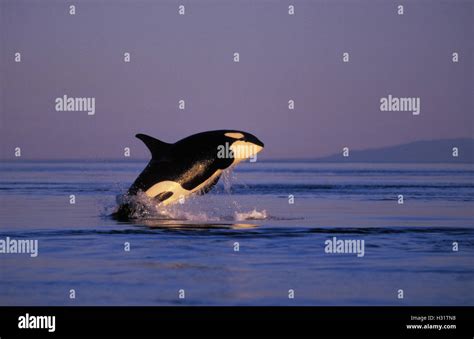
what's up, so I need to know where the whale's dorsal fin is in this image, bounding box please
[136,134,171,159]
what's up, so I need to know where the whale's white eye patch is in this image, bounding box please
[225,132,244,139]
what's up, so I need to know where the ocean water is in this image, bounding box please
[0,160,473,306]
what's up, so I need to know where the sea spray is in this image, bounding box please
[113,189,269,222]
[112,165,268,222]
[234,209,268,221]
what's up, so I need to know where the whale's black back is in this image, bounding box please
[128,131,235,195]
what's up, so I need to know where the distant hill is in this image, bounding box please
[315,138,474,163]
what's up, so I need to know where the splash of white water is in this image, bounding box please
[114,167,268,222]
[234,209,268,221]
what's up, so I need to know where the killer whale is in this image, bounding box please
[114,130,264,219]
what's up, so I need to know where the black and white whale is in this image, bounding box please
[114,130,264,219]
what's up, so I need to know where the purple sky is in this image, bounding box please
[1,0,472,159]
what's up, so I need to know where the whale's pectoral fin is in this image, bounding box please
[136,134,172,159]
[197,174,221,195]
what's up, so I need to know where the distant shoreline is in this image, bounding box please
[2,138,472,163]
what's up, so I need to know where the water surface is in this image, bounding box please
[0,161,473,305]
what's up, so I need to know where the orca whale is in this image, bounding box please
[114,130,264,219]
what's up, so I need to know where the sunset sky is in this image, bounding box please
[1,0,472,159]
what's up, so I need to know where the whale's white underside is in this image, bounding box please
[145,169,222,206]
[144,141,262,206]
